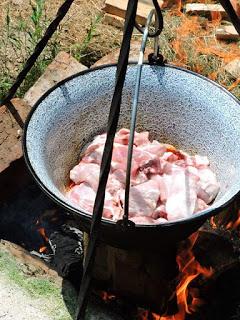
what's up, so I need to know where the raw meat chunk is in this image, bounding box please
[66,129,220,224]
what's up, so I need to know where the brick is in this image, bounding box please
[225,58,240,79]
[24,51,87,107]
[103,0,164,26]
[185,3,227,18]
[216,25,239,40]
[93,41,153,67]
[0,98,31,173]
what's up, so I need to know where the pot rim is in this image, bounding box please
[22,62,240,228]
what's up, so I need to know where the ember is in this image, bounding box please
[99,291,116,302]
[39,245,47,253]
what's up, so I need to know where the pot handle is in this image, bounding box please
[117,9,162,228]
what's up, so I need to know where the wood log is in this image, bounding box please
[87,235,178,314]
[102,0,164,25]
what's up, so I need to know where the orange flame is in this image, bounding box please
[226,209,240,230]
[37,227,49,242]
[139,233,213,320]
[39,246,47,253]
[210,216,217,229]
[173,232,213,319]
[37,226,49,253]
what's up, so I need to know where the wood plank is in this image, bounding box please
[103,13,125,28]
[216,25,239,40]
[224,58,240,79]
[103,0,163,25]
[185,3,227,17]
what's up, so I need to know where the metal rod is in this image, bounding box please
[123,9,155,224]
[218,0,240,35]
[75,1,139,318]
[154,10,160,57]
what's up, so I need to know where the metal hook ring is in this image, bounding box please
[134,0,163,37]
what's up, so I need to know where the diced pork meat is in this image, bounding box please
[114,128,149,146]
[120,179,160,217]
[84,133,106,154]
[197,168,220,204]
[157,169,198,220]
[139,140,166,157]
[82,145,104,165]
[67,183,96,210]
[67,183,120,220]
[70,163,100,191]
[66,128,220,224]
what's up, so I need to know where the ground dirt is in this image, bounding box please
[0,248,76,320]
[0,275,54,320]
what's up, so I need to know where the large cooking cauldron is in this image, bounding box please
[23,63,240,249]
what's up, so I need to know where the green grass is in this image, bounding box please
[0,3,104,101]
[0,0,60,101]
[0,4,239,101]
[70,14,102,67]
[0,249,77,320]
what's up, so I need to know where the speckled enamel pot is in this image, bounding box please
[23,63,240,249]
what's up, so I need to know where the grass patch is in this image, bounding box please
[0,0,60,101]
[0,2,239,101]
[0,249,77,320]
[70,14,102,66]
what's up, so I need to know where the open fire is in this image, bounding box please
[36,219,49,253]
[137,232,213,320]
[1,179,240,320]
[31,198,240,320]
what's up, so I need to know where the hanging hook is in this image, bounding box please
[117,9,156,230]
[134,0,163,37]
[148,9,165,66]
